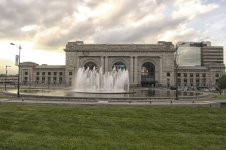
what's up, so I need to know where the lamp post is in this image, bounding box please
[10,43,21,98]
[175,42,185,100]
[5,65,11,91]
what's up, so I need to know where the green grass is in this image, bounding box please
[0,104,226,150]
[211,93,226,100]
[199,90,226,100]
[0,92,11,99]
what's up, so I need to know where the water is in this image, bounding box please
[9,88,201,98]
[74,67,129,93]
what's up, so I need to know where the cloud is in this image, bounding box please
[0,0,224,51]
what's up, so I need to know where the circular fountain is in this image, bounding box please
[5,67,206,101]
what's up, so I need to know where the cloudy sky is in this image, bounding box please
[0,0,225,74]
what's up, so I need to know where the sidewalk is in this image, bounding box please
[0,98,224,107]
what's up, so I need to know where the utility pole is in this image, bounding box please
[10,43,21,98]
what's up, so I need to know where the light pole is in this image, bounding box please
[175,42,185,100]
[10,43,21,98]
[5,65,11,91]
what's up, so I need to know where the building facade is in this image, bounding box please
[20,62,65,87]
[64,41,175,87]
[19,41,225,89]
[177,41,224,89]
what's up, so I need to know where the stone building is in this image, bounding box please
[20,62,65,87]
[19,41,225,89]
[64,41,175,87]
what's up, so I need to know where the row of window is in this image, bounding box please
[36,72,64,76]
[178,73,220,77]
[178,78,206,83]
[167,72,221,78]
[24,71,73,76]
[166,72,207,77]
[178,73,206,78]
[178,79,206,87]
[35,77,63,82]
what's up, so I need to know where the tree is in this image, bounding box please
[217,75,226,95]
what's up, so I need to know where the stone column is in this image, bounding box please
[101,56,104,71]
[159,57,163,84]
[129,56,133,84]
[105,56,108,72]
[134,56,138,85]
[76,55,80,70]
[74,55,80,84]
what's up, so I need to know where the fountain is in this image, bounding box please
[6,66,204,100]
[74,67,129,93]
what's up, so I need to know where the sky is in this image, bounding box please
[0,0,226,74]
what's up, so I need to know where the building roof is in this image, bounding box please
[178,66,208,70]
[64,41,175,52]
[35,65,65,69]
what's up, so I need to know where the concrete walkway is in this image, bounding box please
[0,98,225,107]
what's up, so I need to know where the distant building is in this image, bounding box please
[20,62,65,87]
[19,41,225,89]
[177,41,224,88]
[0,75,18,86]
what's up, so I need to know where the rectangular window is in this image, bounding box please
[54,72,57,75]
[196,73,199,77]
[215,73,219,77]
[190,73,193,77]
[24,72,28,75]
[202,79,206,84]
[42,77,45,82]
[60,72,63,76]
[69,72,73,76]
[59,77,62,83]
[53,77,57,84]
[36,77,39,81]
[167,72,170,77]
[48,72,51,75]
[42,72,45,75]
[167,78,170,82]
[202,73,206,77]
[36,72,39,75]
[184,73,187,77]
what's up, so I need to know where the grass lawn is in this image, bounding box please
[211,93,226,100]
[0,92,14,99]
[0,104,226,150]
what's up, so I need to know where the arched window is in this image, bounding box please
[112,62,126,71]
[84,61,97,70]
[141,62,155,87]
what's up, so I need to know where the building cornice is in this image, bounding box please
[64,42,175,52]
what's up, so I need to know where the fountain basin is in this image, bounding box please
[6,88,205,100]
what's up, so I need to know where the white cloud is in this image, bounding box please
[0,0,226,74]
[173,0,219,20]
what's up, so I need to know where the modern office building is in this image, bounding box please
[177,41,224,88]
[19,41,225,88]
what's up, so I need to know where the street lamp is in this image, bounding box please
[10,43,21,98]
[5,65,11,91]
[175,42,185,100]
